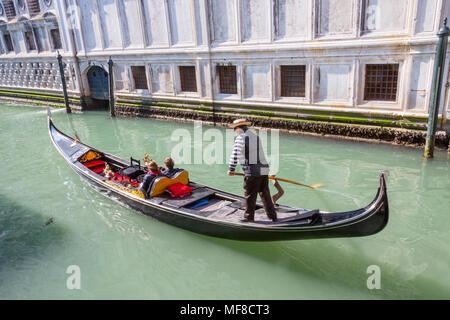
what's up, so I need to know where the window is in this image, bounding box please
[364,64,399,101]
[24,31,36,51]
[179,66,197,92]
[50,28,62,49]
[131,66,148,90]
[3,33,14,52]
[217,65,237,94]
[3,0,16,20]
[27,0,41,16]
[280,65,306,97]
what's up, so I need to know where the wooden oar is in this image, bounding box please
[232,172,322,189]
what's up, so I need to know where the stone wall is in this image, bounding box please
[115,101,449,150]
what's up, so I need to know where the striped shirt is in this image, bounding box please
[229,129,269,176]
[228,134,245,172]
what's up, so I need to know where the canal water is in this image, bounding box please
[0,103,449,299]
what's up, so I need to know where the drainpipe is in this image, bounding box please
[424,18,449,158]
[108,56,115,117]
[57,52,71,114]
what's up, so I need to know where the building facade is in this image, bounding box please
[0,0,449,126]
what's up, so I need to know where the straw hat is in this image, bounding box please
[229,118,252,128]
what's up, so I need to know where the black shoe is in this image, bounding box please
[270,217,278,222]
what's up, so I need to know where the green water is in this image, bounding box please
[0,103,449,299]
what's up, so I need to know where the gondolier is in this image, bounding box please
[227,119,278,222]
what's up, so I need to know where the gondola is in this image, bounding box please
[47,109,389,241]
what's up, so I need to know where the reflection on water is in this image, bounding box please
[0,104,449,299]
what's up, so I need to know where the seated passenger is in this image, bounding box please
[161,157,181,177]
[138,161,161,198]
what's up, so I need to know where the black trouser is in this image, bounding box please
[243,175,277,220]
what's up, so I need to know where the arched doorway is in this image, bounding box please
[86,66,109,109]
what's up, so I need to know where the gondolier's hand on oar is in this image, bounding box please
[227,170,235,176]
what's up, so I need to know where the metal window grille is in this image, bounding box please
[3,1,16,20]
[217,65,237,94]
[280,65,306,97]
[26,0,40,17]
[25,31,36,51]
[3,33,13,52]
[179,66,197,92]
[131,66,148,90]
[364,64,399,101]
[50,28,62,49]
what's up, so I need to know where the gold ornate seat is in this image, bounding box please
[148,170,189,197]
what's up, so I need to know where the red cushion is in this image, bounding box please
[167,183,192,198]
[92,166,105,174]
[112,172,122,181]
[83,160,105,168]
[110,174,139,187]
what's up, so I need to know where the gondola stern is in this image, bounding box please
[47,107,53,131]
[47,108,56,145]
[47,111,91,164]
[47,108,59,141]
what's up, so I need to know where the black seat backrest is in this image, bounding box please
[130,157,141,168]
[163,168,182,179]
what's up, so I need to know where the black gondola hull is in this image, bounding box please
[49,112,389,241]
[78,171,388,241]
